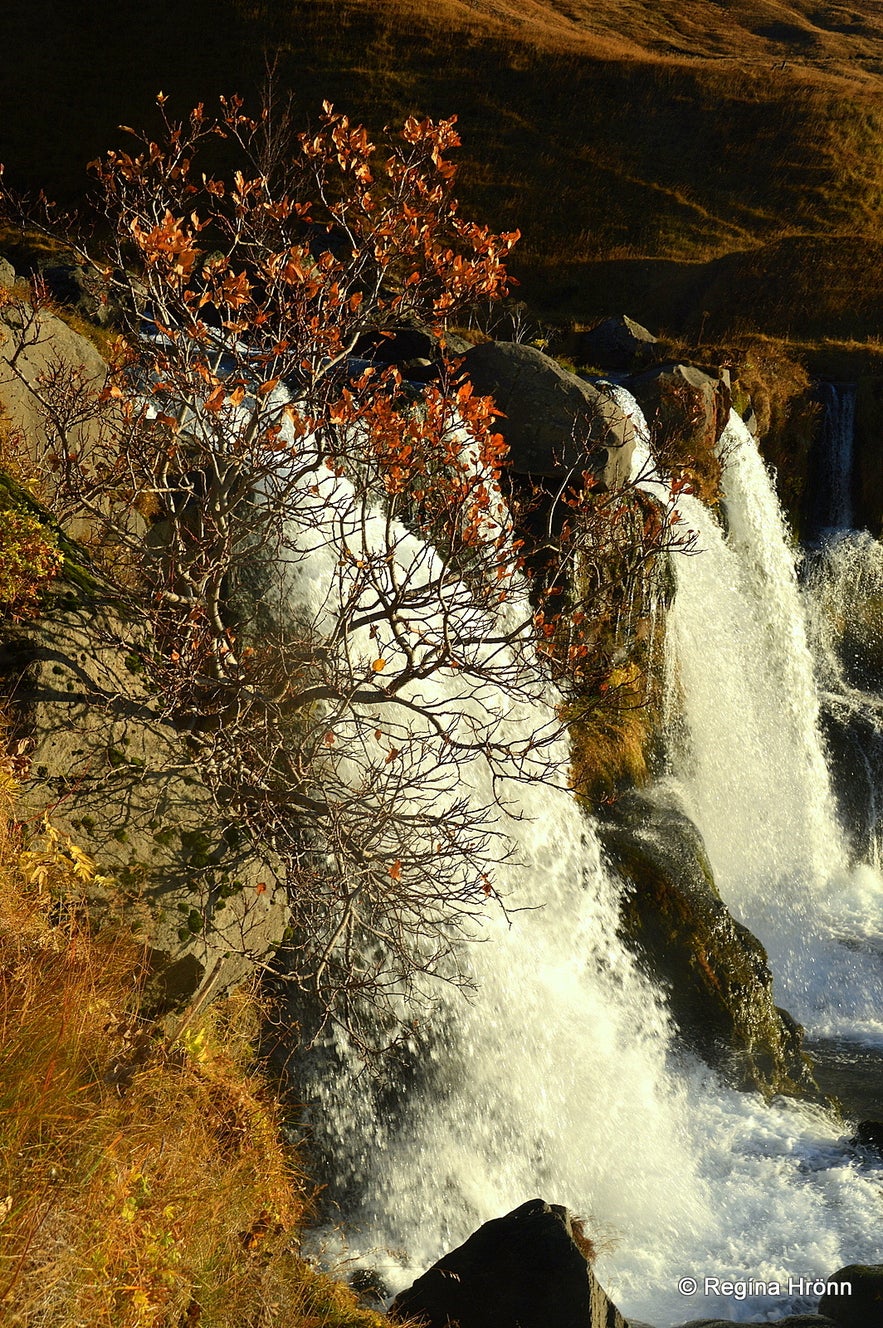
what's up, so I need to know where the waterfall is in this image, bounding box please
[289,398,883,1327]
[804,530,883,870]
[662,408,883,1043]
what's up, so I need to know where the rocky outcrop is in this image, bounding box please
[463,341,636,487]
[0,568,287,1009]
[598,789,818,1097]
[0,291,124,543]
[627,361,731,503]
[390,1198,630,1328]
[578,315,659,374]
[819,1264,883,1327]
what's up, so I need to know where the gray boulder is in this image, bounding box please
[0,569,287,1009]
[579,315,659,373]
[627,362,731,502]
[598,788,818,1097]
[0,255,16,289]
[819,1264,883,1327]
[463,341,636,487]
[390,1198,630,1328]
[0,295,135,547]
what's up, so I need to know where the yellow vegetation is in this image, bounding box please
[0,748,391,1328]
[565,662,659,806]
[0,497,63,620]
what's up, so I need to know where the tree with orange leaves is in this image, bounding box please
[1,96,680,1051]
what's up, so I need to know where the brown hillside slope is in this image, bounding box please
[337,0,883,70]
[3,0,883,337]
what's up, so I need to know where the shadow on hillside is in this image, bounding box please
[523,236,883,344]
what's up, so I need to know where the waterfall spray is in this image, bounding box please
[296,394,883,1326]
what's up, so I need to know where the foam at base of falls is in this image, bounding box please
[291,399,883,1327]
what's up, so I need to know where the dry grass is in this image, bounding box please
[6,0,883,347]
[0,750,390,1328]
[565,662,660,806]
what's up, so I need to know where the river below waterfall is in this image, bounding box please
[301,395,883,1327]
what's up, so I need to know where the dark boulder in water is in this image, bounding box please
[598,788,819,1098]
[389,1197,629,1328]
[851,1119,883,1155]
[819,1264,883,1327]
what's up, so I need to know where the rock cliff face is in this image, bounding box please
[599,790,818,1099]
[0,276,288,1007]
[0,574,287,1008]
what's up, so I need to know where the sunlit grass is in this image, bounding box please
[0,747,391,1328]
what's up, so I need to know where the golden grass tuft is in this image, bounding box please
[564,662,659,807]
[0,748,390,1328]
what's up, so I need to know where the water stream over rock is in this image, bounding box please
[293,396,883,1326]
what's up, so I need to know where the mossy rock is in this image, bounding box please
[598,787,819,1098]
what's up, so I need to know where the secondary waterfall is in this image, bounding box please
[294,394,883,1326]
[663,407,883,1043]
[804,530,883,870]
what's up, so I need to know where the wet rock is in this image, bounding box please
[627,361,731,503]
[578,314,659,373]
[851,1119,883,1155]
[389,1197,629,1328]
[820,1264,883,1326]
[463,340,636,487]
[598,788,818,1097]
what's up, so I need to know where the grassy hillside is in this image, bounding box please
[0,752,390,1327]
[3,0,883,342]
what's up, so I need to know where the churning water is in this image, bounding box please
[290,397,882,1326]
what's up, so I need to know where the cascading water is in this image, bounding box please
[290,394,883,1326]
[661,404,883,1044]
[804,530,883,870]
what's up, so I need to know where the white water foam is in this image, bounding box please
[660,408,883,1044]
[283,398,883,1326]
